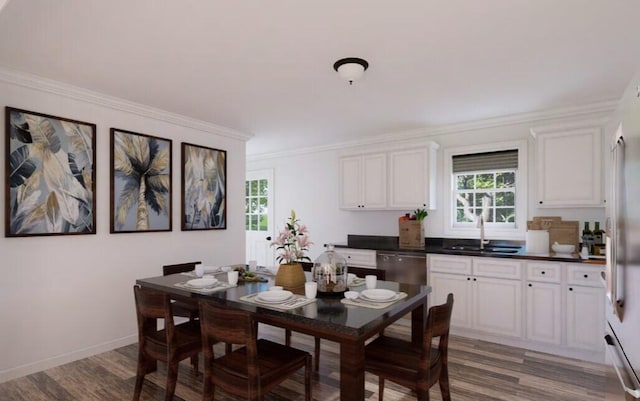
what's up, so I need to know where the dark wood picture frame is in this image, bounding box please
[110,128,172,233]
[181,142,226,230]
[5,107,97,237]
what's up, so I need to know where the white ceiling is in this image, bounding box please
[1,1,639,156]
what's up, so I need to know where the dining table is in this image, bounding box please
[136,268,431,401]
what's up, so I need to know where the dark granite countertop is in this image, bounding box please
[332,235,605,266]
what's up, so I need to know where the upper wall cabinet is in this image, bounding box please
[388,146,437,209]
[339,143,438,210]
[531,124,603,207]
[339,153,387,209]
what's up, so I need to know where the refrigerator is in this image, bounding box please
[604,112,640,399]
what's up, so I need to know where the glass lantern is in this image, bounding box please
[312,244,348,295]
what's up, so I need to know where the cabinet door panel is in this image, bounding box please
[526,282,562,344]
[473,277,522,338]
[388,148,428,209]
[430,272,472,329]
[566,285,605,350]
[535,127,602,207]
[363,154,387,208]
[339,156,363,209]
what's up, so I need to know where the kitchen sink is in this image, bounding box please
[443,245,520,254]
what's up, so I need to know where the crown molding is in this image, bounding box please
[248,99,618,161]
[0,66,253,142]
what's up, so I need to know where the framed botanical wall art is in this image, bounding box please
[181,142,226,230]
[110,128,172,233]
[5,107,96,237]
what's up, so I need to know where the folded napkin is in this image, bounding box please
[341,292,407,309]
[240,293,316,310]
[174,281,236,294]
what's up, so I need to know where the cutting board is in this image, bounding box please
[527,216,579,252]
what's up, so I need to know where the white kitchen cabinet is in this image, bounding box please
[531,124,602,207]
[428,255,522,338]
[388,145,437,210]
[524,262,562,345]
[339,142,438,211]
[430,271,473,329]
[339,154,386,209]
[565,264,605,350]
[337,248,377,268]
[473,276,522,337]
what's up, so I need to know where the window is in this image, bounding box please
[245,178,268,231]
[454,170,516,224]
[452,149,518,227]
[444,142,527,239]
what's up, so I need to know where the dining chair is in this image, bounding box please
[132,285,202,401]
[364,293,454,401]
[162,261,201,321]
[284,263,387,371]
[198,300,312,401]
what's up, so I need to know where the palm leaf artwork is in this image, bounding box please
[182,143,226,230]
[111,129,171,232]
[6,108,96,236]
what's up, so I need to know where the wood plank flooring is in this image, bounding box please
[0,319,620,400]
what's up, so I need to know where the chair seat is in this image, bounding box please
[213,339,309,388]
[365,336,440,379]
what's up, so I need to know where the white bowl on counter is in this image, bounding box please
[552,243,575,254]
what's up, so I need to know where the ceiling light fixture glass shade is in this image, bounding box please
[333,57,369,85]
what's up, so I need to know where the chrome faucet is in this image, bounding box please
[477,215,490,250]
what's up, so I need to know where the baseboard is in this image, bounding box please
[0,334,138,383]
[451,328,606,364]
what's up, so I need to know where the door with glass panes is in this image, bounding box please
[245,170,274,267]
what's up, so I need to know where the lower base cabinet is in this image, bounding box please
[566,282,605,350]
[525,281,562,344]
[428,254,605,362]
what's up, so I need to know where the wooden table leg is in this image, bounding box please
[411,301,426,346]
[340,339,365,401]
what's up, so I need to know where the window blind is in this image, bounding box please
[452,150,518,173]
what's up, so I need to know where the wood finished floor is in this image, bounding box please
[0,319,619,401]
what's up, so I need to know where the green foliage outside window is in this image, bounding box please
[454,170,515,224]
[245,179,269,231]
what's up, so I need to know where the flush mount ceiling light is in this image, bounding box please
[333,57,369,85]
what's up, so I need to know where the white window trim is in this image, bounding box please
[443,140,527,240]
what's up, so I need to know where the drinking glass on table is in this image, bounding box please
[227,270,239,286]
[365,275,377,289]
[305,282,317,299]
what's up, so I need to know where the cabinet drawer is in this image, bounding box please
[338,248,377,268]
[526,262,562,283]
[428,255,472,275]
[473,258,522,280]
[566,264,604,287]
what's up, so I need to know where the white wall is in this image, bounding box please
[0,72,247,382]
[248,110,610,263]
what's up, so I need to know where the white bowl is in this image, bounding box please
[552,243,575,254]
[344,291,359,300]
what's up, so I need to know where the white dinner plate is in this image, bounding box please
[256,290,293,303]
[360,289,396,301]
[186,278,218,288]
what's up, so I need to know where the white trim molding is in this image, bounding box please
[0,66,253,142]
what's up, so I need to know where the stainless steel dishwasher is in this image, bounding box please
[376,251,427,285]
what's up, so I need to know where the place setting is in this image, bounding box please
[179,264,232,278]
[240,282,318,310]
[341,275,406,309]
[175,270,238,294]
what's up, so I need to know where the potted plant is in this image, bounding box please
[270,210,312,293]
